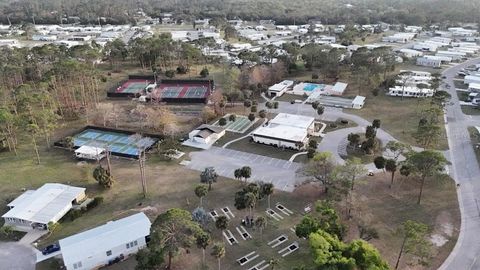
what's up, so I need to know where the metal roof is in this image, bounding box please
[59,213,151,264]
[2,183,85,224]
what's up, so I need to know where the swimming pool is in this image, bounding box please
[303,83,325,92]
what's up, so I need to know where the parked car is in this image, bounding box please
[42,244,60,255]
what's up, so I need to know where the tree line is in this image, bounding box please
[1,0,479,26]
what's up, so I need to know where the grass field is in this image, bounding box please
[346,92,449,150]
[457,90,469,102]
[351,173,460,270]
[467,127,480,167]
[461,105,480,115]
[1,117,459,270]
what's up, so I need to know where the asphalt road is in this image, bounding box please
[438,57,480,270]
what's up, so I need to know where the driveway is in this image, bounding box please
[0,242,36,270]
[187,147,304,191]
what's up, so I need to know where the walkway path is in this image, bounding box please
[289,151,307,162]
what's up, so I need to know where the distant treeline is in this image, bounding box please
[0,0,479,26]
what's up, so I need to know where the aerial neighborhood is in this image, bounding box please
[1,1,480,270]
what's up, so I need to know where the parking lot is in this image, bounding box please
[186,147,305,191]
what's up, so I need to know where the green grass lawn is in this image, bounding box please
[214,120,264,147]
[467,127,480,167]
[453,80,468,89]
[457,90,470,102]
[226,137,299,160]
[461,105,480,115]
[346,92,449,150]
[323,119,358,133]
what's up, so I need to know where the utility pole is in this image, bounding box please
[138,148,147,197]
[32,15,36,25]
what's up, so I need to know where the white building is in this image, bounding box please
[465,75,480,85]
[468,83,480,92]
[2,183,86,230]
[351,96,366,109]
[405,26,423,33]
[74,146,106,161]
[413,42,438,52]
[387,86,434,98]
[327,82,348,95]
[59,212,151,270]
[424,55,452,64]
[382,33,416,43]
[416,57,441,68]
[184,124,225,149]
[399,70,431,77]
[399,48,423,58]
[436,50,467,61]
[251,113,316,150]
[268,80,294,97]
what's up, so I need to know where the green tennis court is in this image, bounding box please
[212,114,256,133]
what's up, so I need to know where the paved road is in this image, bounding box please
[439,57,480,270]
[187,146,304,191]
[0,242,36,270]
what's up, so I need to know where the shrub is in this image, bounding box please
[250,105,257,113]
[308,139,318,148]
[312,73,319,79]
[307,148,316,159]
[218,118,227,126]
[200,67,209,78]
[248,113,255,121]
[176,65,188,74]
[229,114,236,122]
[165,70,175,78]
[290,100,295,104]
[372,88,380,96]
[87,196,104,210]
[68,209,83,221]
[340,119,349,125]
[329,123,337,128]
[258,110,267,118]
[100,75,107,82]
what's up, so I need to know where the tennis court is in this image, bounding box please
[115,79,152,94]
[72,128,158,157]
[153,84,209,100]
[212,114,256,133]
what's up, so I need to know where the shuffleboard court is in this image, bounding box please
[72,128,158,158]
[212,114,257,133]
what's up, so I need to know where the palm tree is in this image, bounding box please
[241,166,252,184]
[268,258,279,270]
[385,159,397,188]
[200,167,218,190]
[196,231,211,266]
[255,216,267,239]
[244,192,257,218]
[234,168,243,181]
[262,183,275,209]
[211,242,226,270]
[194,184,209,206]
[215,216,229,235]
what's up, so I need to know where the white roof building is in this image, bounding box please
[399,48,423,58]
[468,83,480,92]
[2,183,86,230]
[74,146,106,161]
[465,75,480,85]
[328,82,348,95]
[267,80,294,97]
[251,113,316,150]
[59,212,151,270]
[351,96,366,109]
[387,86,434,98]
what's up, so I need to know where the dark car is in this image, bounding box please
[42,244,60,255]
